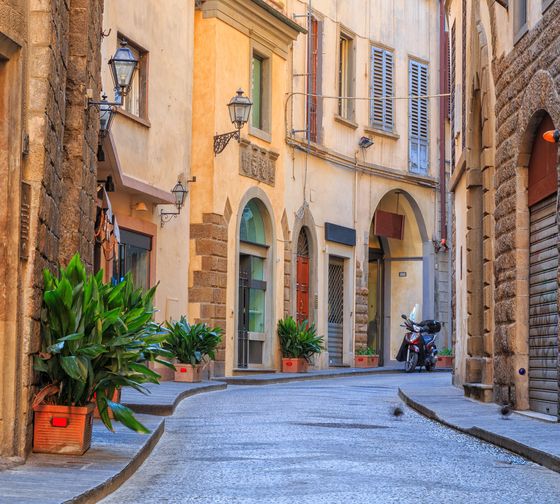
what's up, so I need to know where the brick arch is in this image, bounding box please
[516,71,560,160]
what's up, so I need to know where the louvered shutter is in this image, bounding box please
[409,60,429,174]
[370,47,393,132]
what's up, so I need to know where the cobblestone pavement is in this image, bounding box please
[102,374,560,504]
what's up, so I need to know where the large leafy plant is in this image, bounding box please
[33,254,171,433]
[163,317,222,366]
[277,316,323,362]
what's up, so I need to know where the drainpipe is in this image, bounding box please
[439,0,447,243]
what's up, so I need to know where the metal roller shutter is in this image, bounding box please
[528,194,558,416]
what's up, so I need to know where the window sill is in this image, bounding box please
[116,107,151,128]
[334,115,358,130]
[513,23,528,46]
[249,126,272,143]
[363,126,400,140]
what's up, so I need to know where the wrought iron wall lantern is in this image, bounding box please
[160,177,196,227]
[213,89,252,155]
[87,40,139,137]
[543,129,560,144]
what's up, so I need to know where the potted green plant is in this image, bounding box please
[163,317,222,383]
[33,254,171,455]
[437,347,454,368]
[354,346,379,368]
[277,316,323,373]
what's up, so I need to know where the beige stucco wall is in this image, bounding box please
[285,0,442,365]
[101,0,194,322]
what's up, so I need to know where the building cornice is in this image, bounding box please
[198,0,304,59]
[286,137,438,190]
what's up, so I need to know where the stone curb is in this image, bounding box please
[68,419,165,504]
[215,367,452,386]
[55,383,228,504]
[122,382,228,416]
[398,387,560,474]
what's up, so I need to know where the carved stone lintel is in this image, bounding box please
[239,138,278,186]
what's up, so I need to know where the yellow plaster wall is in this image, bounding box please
[190,7,294,374]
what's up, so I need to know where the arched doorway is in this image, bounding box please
[238,198,272,369]
[367,233,385,364]
[296,228,310,324]
[527,113,558,416]
[369,190,428,365]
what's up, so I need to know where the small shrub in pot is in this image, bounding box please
[277,316,323,373]
[163,317,222,382]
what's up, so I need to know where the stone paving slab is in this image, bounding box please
[215,365,451,385]
[399,374,560,473]
[0,415,163,504]
[0,382,227,504]
[121,380,227,415]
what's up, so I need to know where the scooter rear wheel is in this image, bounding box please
[405,352,418,373]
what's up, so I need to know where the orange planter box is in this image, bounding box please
[33,403,94,455]
[354,355,379,368]
[282,358,308,373]
[437,355,454,368]
[174,363,202,382]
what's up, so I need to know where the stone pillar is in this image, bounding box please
[354,263,368,350]
[189,213,229,376]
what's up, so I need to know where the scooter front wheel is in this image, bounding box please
[405,351,418,373]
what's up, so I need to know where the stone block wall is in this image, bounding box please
[190,213,229,376]
[492,2,560,407]
[0,0,103,457]
[354,263,368,350]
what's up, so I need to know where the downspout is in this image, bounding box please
[439,0,447,242]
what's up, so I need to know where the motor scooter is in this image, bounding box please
[396,306,441,372]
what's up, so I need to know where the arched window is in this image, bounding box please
[238,198,271,369]
[240,200,266,245]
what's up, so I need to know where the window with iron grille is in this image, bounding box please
[369,46,394,132]
[409,59,429,174]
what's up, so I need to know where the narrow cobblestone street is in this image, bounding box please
[102,375,560,503]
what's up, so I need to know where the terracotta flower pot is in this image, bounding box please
[282,358,308,373]
[149,359,176,382]
[437,355,454,368]
[354,355,379,368]
[33,403,95,455]
[174,363,202,382]
[93,388,121,419]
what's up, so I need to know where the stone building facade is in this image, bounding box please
[0,0,103,457]
[190,0,450,377]
[448,0,560,418]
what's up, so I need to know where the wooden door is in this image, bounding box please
[296,255,310,324]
